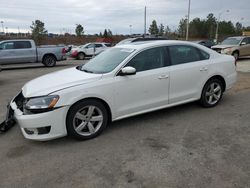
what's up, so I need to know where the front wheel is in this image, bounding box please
[66,100,108,140]
[200,79,223,107]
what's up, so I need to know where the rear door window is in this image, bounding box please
[168,45,209,65]
[14,41,32,49]
[95,44,103,48]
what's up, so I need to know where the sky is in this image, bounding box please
[0,0,249,34]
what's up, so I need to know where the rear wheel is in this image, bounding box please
[42,55,57,67]
[66,100,108,140]
[200,78,223,107]
[77,53,85,60]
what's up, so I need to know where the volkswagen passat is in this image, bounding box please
[9,41,237,141]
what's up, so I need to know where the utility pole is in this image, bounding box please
[144,6,147,37]
[186,0,191,41]
[18,26,20,37]
[0,21,4,33]
[215,10,229,43]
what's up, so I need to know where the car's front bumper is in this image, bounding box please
[10,100,69,141]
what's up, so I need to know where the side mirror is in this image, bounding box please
[241,42,247,46]
[119,66,136,76]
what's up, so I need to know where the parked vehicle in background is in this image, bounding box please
[8,40,236,141]
[211,36,250,60]
[116,37,168,46]
[0,39,67,67]
[192,40,215,48]
[70,43,110,60]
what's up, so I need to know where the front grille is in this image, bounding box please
[14,92,25,112]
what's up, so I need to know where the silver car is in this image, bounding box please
[212,36,250,60]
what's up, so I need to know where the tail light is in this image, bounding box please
[71,50,78,57]
[62,48,66,54]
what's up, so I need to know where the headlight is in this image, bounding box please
[25,95,59,110]
[222,48,232,54]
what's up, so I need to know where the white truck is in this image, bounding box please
[0,39,67,67]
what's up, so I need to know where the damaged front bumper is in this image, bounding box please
[1,92,68,141]
[0,103,16,132]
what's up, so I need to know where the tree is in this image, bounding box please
[149,20,159,35]
[178,18,187,38]
[205,13,217,39]
[75,24,84,37]
[107,29,113,37]
[235,22,243,35]
[158,24,164,36]
[164,26,171,37]
[218,21,235,36]
[30,20,47,45]
[103,29,108,38]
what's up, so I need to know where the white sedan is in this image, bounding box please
[9,40,237,141]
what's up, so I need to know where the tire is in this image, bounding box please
[232,51,239,60]
[200,78,223,108]
[42,55,57,67]
[66,99,108,140]
[77,52,85,60]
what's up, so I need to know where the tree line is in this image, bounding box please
[30,15,250,44]
[148,13,250,40]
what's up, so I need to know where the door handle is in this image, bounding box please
[200,67,208,71]
[158,75,169,79]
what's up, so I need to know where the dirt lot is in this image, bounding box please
[0,58,250,188]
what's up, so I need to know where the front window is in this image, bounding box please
[80,48,134,74]
[0,42,14,50]
[221,37,242,45]
[125,47,167,72]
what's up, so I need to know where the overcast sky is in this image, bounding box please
[0,0,249,34]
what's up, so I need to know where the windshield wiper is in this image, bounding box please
[82,68,94,73]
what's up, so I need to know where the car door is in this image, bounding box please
[114,46,170,118]
[95,44,105,55]
[13,41,36,63]
[240,37,250,56]
[85,43,95,55]
[0,41,16,64]
[168,45,210,104]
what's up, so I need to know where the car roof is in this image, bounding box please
[113,40,203,50]
[0,39,33,42]
[227,36,245,40]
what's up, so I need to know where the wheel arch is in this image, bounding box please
[67,97,112,124]
[232,50,240,56]
[42,53,57,62]
[204,75,226,92]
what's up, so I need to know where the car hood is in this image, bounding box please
[22,67,102,97]
[211,44,236,49]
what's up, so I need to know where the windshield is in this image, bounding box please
[80,48,134,74]
[221,38,242,45]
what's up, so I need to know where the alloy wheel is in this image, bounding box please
[205,82,222,105]
[73,105,103,136]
